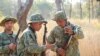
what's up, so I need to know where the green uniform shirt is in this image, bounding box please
[47,22,84,56]
[17,27,46,56]
[0,32,16,56]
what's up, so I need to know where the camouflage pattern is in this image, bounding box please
[17,14,46,56]
[47,22,84,56]
[53,11,67,21]
[0,17,17,26]
[0,32,16,56]
[17,27,46,56]
[27,14,46,24]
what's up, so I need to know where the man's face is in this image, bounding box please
[56,19,66,28]
[31,22,43,31]
[4,21,14,31]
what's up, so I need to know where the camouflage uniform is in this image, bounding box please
[17,14,46,56]
[0,17,17,56]
[0,32,16,56]
[47,11,84,56]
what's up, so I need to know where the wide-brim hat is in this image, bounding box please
[27,14,47,24]
[0,17,17,26]
[27,20,47,24]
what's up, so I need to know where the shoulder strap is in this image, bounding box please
[28,27,37,42]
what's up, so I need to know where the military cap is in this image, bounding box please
[27,14,46,24]
[0,17,17,26]
[53,11,67,21]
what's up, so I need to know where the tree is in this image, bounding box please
[17,0,33,31]
[96,1,100,21]
[73,2,83,19]
[69,0,72,18]
[55,0,62,11]
[80,0,83,19]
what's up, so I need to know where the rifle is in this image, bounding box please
[9,29,20,44]
[57,25,74,56]
[56,0,72,56]
[57,35,73,56]
[41,21,47,56]
[9,29,20,56]
[43,21,47,45]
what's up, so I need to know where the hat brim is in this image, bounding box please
[0,18,17,26]
[27,20,47,24]
[52,17,67,21]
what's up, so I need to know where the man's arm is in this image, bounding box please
[47,30,55,44]
[23,32,46,54]
[0,37,11,53]
[47,30,58,52]
[73,26,84,39]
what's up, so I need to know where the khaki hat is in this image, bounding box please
[0,17,17,26]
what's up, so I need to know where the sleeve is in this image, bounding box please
[24,32,46,54]
[47,30,55,44]
[73,26,84,39]
[0,36,10,53]
[17,35,25,56]
[47,30,58,52]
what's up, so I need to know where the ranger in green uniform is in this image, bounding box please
[0,17,17,56]
[17,14,53,56]
[47,11,84,56]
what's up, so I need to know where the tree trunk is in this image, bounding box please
[91,0,94,19]
[89,0,91,22]
[17,0,33,32]
[55,0,62,11]
[70,0,72,18]
[97,1,100,22]
[80,0,82,19]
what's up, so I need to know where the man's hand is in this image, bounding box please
[8,43,16,51]
[57,48,65,56]
[46,44,54,49]
[64,26,74,35]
